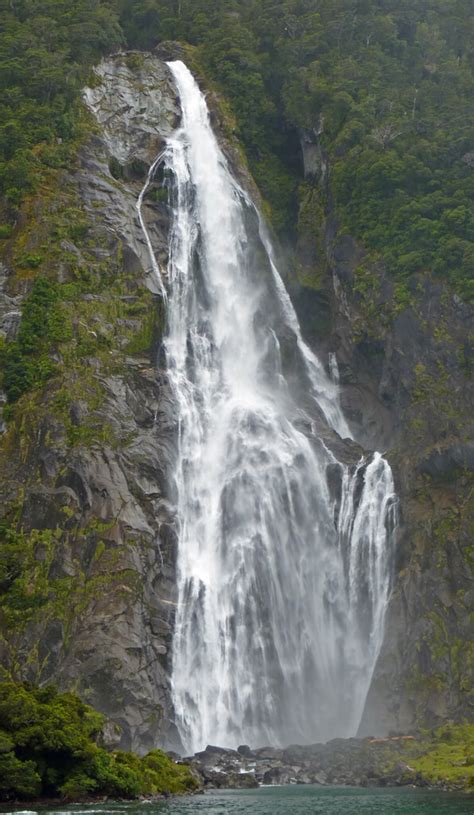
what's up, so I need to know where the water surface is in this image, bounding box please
[8,786,473,815]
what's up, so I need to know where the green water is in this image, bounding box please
[7,787,473,815]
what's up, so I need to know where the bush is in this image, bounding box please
[0,752,41,798]
[0,682,199,802]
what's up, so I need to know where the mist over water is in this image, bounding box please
[156,61,398,754]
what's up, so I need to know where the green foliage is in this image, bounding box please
[0,0,123,219]
[146,185,168,204]
[408,724,474,789]
[0,277,71,403]
[0,750,41,797]
[0,224,13,239]
[0,179,160,420]
[125,310,156,354]
[1,1,471,297]
[115,0,473,298]
[0,682,199,801]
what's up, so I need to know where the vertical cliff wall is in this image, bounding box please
[0,49,472,751]
[0,53,182,753]
[292,135,474,735]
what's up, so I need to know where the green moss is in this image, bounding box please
[0,501,144,683]
[295,182,327,290]
[0,163,162,429]
[0,225,13,239]
[125,310,156,355]
[251,153,296,237]
[350,262,389,339]
[392,281,415,315]
[399,467,474,724]
[146,186,168,204]
[51,379,116,449]
[408,360,470,448]
[368,725,474,791]
[409,725,474,790]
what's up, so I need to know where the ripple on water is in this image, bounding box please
[5,787,472,815]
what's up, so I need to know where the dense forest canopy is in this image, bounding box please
[0,0,473,299]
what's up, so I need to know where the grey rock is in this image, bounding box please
[83,52,179,166]
[237,744,254,758]
[419,442,474,479]
[0,53,182,754]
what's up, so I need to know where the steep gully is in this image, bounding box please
[137,61,399,754]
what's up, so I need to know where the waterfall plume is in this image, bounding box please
[150,60,398,754]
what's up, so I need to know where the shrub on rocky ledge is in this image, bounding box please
[0,682,199,801]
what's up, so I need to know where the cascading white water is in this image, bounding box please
[151,61,398,754]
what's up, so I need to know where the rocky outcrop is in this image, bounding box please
[7,365,180,753]
[81,53,180,294]
[347,278,473,736]
[0,53,182,752]
[184,737,466,791]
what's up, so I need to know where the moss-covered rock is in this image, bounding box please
[0,53,181,754]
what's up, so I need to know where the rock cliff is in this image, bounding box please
[293,132,474,735]
[0,53,182,753]
[0,50,472,753]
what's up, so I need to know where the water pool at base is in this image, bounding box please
[6,787,473,815]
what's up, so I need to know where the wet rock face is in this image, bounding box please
[80,53,181,296]
[0,53,183,754]
[0,263,22,342]
[292,154,474,735]
[0,263,23,432]
[350,279,473,736]
[12,365,181,753]
[52,372,179,753]
[60,55,182,752]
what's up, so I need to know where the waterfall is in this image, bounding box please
[152,60,397,754]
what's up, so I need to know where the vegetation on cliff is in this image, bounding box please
[369,725,474,791]
[1,1,472,414]
[408,724,474,790]
[0,277,70,406]
[0,0,122,221]
[1,2,472,299]
[124,1,474,299]
[0,682,198,800]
